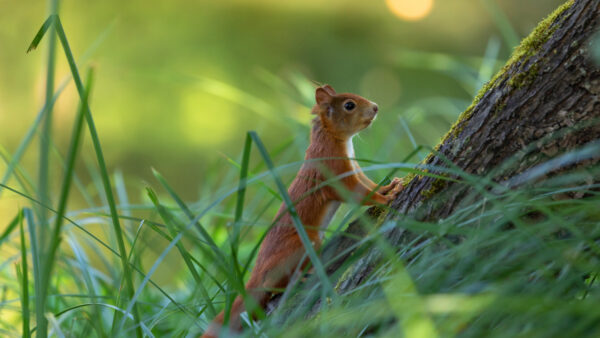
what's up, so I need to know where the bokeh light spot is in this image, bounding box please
[386,0,434,21]
[181,90,237,147]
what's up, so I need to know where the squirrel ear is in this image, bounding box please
[322,84,336,96]
[315,87,332,106]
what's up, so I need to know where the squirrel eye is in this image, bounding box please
[344,101,356,111]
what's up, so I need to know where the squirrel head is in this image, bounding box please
[311,85,379,140]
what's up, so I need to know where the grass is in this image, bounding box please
[1,1,600,337]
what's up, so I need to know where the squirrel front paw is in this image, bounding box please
[382,178,404,204]
[379,177,403,195]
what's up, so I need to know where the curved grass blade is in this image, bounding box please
[151,168,231,291]
[146,187,216,317]
[32,303,154,337]
[151,168,225,260]
[0,210,23,246]
[1,183,197,322]
[0,144,36,197]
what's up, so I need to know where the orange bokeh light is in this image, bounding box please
[385,0,434,21]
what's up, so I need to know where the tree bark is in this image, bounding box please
[332,0,600,293]
[269,0,600,314]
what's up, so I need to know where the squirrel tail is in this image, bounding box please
[201,277,270,338]
[201,295,245,338]
[202,234,309,337]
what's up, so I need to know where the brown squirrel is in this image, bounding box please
[202,85,403,337]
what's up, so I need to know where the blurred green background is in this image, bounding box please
[0,0,564,235]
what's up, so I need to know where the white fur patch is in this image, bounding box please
[346,137,359,175]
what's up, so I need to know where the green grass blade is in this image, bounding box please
[115,191,237,331]
[52,16,142,337]
[382,250,438,337]
[110,219,146,335]
[480,0,520,48]
[32,10,59,338]
[225,132,253,299]
[41,67,93,309]
[114,170,131,226]
[2,184,197,324]
[248,131,335,298]
[222,152,281,200]
[0,210,23,246]
[139,217,225,292]
[477,37,501,91]
[48,141,96,207]
[151,168,229,270]
[0,145,37,198]
[6,18,114,200]
[36,11,56,330]
[0,128,40,198]
[65,234,105,337]
[24,208,43,338]
[26,15,56,53]
[232,133,251,247]
[146,187,216,317]
[48,303,155,337]
[18,211,30,338]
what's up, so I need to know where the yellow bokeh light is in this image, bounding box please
[386,0,434,21]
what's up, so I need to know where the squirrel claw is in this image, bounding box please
[382,178,404,204]
[389,180,404,195]
[379,177,403,195]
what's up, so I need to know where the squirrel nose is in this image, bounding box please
[373,105,379,113]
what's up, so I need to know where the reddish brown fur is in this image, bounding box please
[202,85,403,337]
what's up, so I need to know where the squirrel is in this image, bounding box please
[202,85,403,337]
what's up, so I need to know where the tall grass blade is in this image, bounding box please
[52,16,142,337]
[226,132,253,296]
[41,67,93,314]
[18,211,31,338]
[24,209,43,338]
[232,133,252,246]
[32,6,59,337]
[4,21,109,198]
[46,313,65,338]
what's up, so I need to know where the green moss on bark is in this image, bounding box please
[420,176,448,198]
[509,63,539,88]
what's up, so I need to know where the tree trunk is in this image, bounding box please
[268,0,600,314]
[331,0,600,294]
